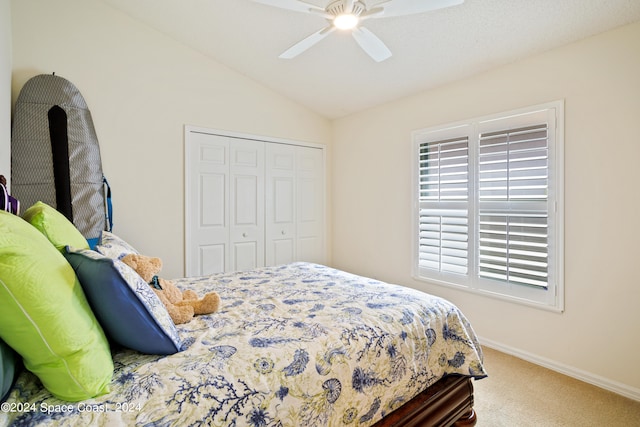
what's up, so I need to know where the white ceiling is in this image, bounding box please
[99,0,640,119]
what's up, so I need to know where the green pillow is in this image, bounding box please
[0,210,112,401]
[22,201,89,252]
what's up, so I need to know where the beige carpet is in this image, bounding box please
[473,347,640,426]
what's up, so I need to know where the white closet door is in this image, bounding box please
[185,132,230,276]
[229,140,265,272]
[266,143,325,266]
[187,126,325,275]
[186,132,265,276]
[265,143,296,265]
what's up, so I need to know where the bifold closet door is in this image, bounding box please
[265,143,324,266]
[185,132,264,276]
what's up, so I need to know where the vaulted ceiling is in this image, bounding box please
[100,0,640,119]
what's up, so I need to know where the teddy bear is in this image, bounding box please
[121,253,220,325]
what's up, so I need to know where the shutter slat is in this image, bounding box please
[418,137,469,201]
[479,124,549,202]
[418,207,468,275]
[478,211,549,289]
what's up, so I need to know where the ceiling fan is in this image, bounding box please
[253,0,464,62]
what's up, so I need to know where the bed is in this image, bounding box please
[0,208,486,427]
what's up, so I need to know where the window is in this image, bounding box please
[413,101,564,311]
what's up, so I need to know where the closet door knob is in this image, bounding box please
[281,230,286,235]
[242,232,248,238]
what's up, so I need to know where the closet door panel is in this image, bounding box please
[233,241,259,272]
[200,173,225,227]
[266,144,296,265]
[230,140,265,271]
[234,175,257,224]
[199,245,226,276]
[271,239,294,266]
[273,178,294,223]
[186,133,229,276]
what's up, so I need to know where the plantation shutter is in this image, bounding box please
[418,136,469,275]
[413,102,563,310]
[477,124,550,289]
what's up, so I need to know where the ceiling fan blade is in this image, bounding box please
[253,0,323,14]
[360,7,385,20]
[351,27,392,62]
[309,9,335,20]
[343,0,355,14]
[279,26,336,59]
[377,0,463,17]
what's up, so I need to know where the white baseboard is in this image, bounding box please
[479,336,640,402]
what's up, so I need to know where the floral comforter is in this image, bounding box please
[2,262,486,427]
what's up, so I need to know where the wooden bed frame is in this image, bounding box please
[373,375,476,427]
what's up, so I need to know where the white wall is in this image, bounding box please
[0,0,10,183]
[332,21,640,398]
[10,0,332,278]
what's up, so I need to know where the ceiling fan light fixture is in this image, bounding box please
[255,0,465,61]
[333,13,359,30]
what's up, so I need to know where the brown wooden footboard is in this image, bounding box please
[372,375,476,427]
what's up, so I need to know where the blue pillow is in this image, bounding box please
[64,247,183,355]
[1,339,20,402]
